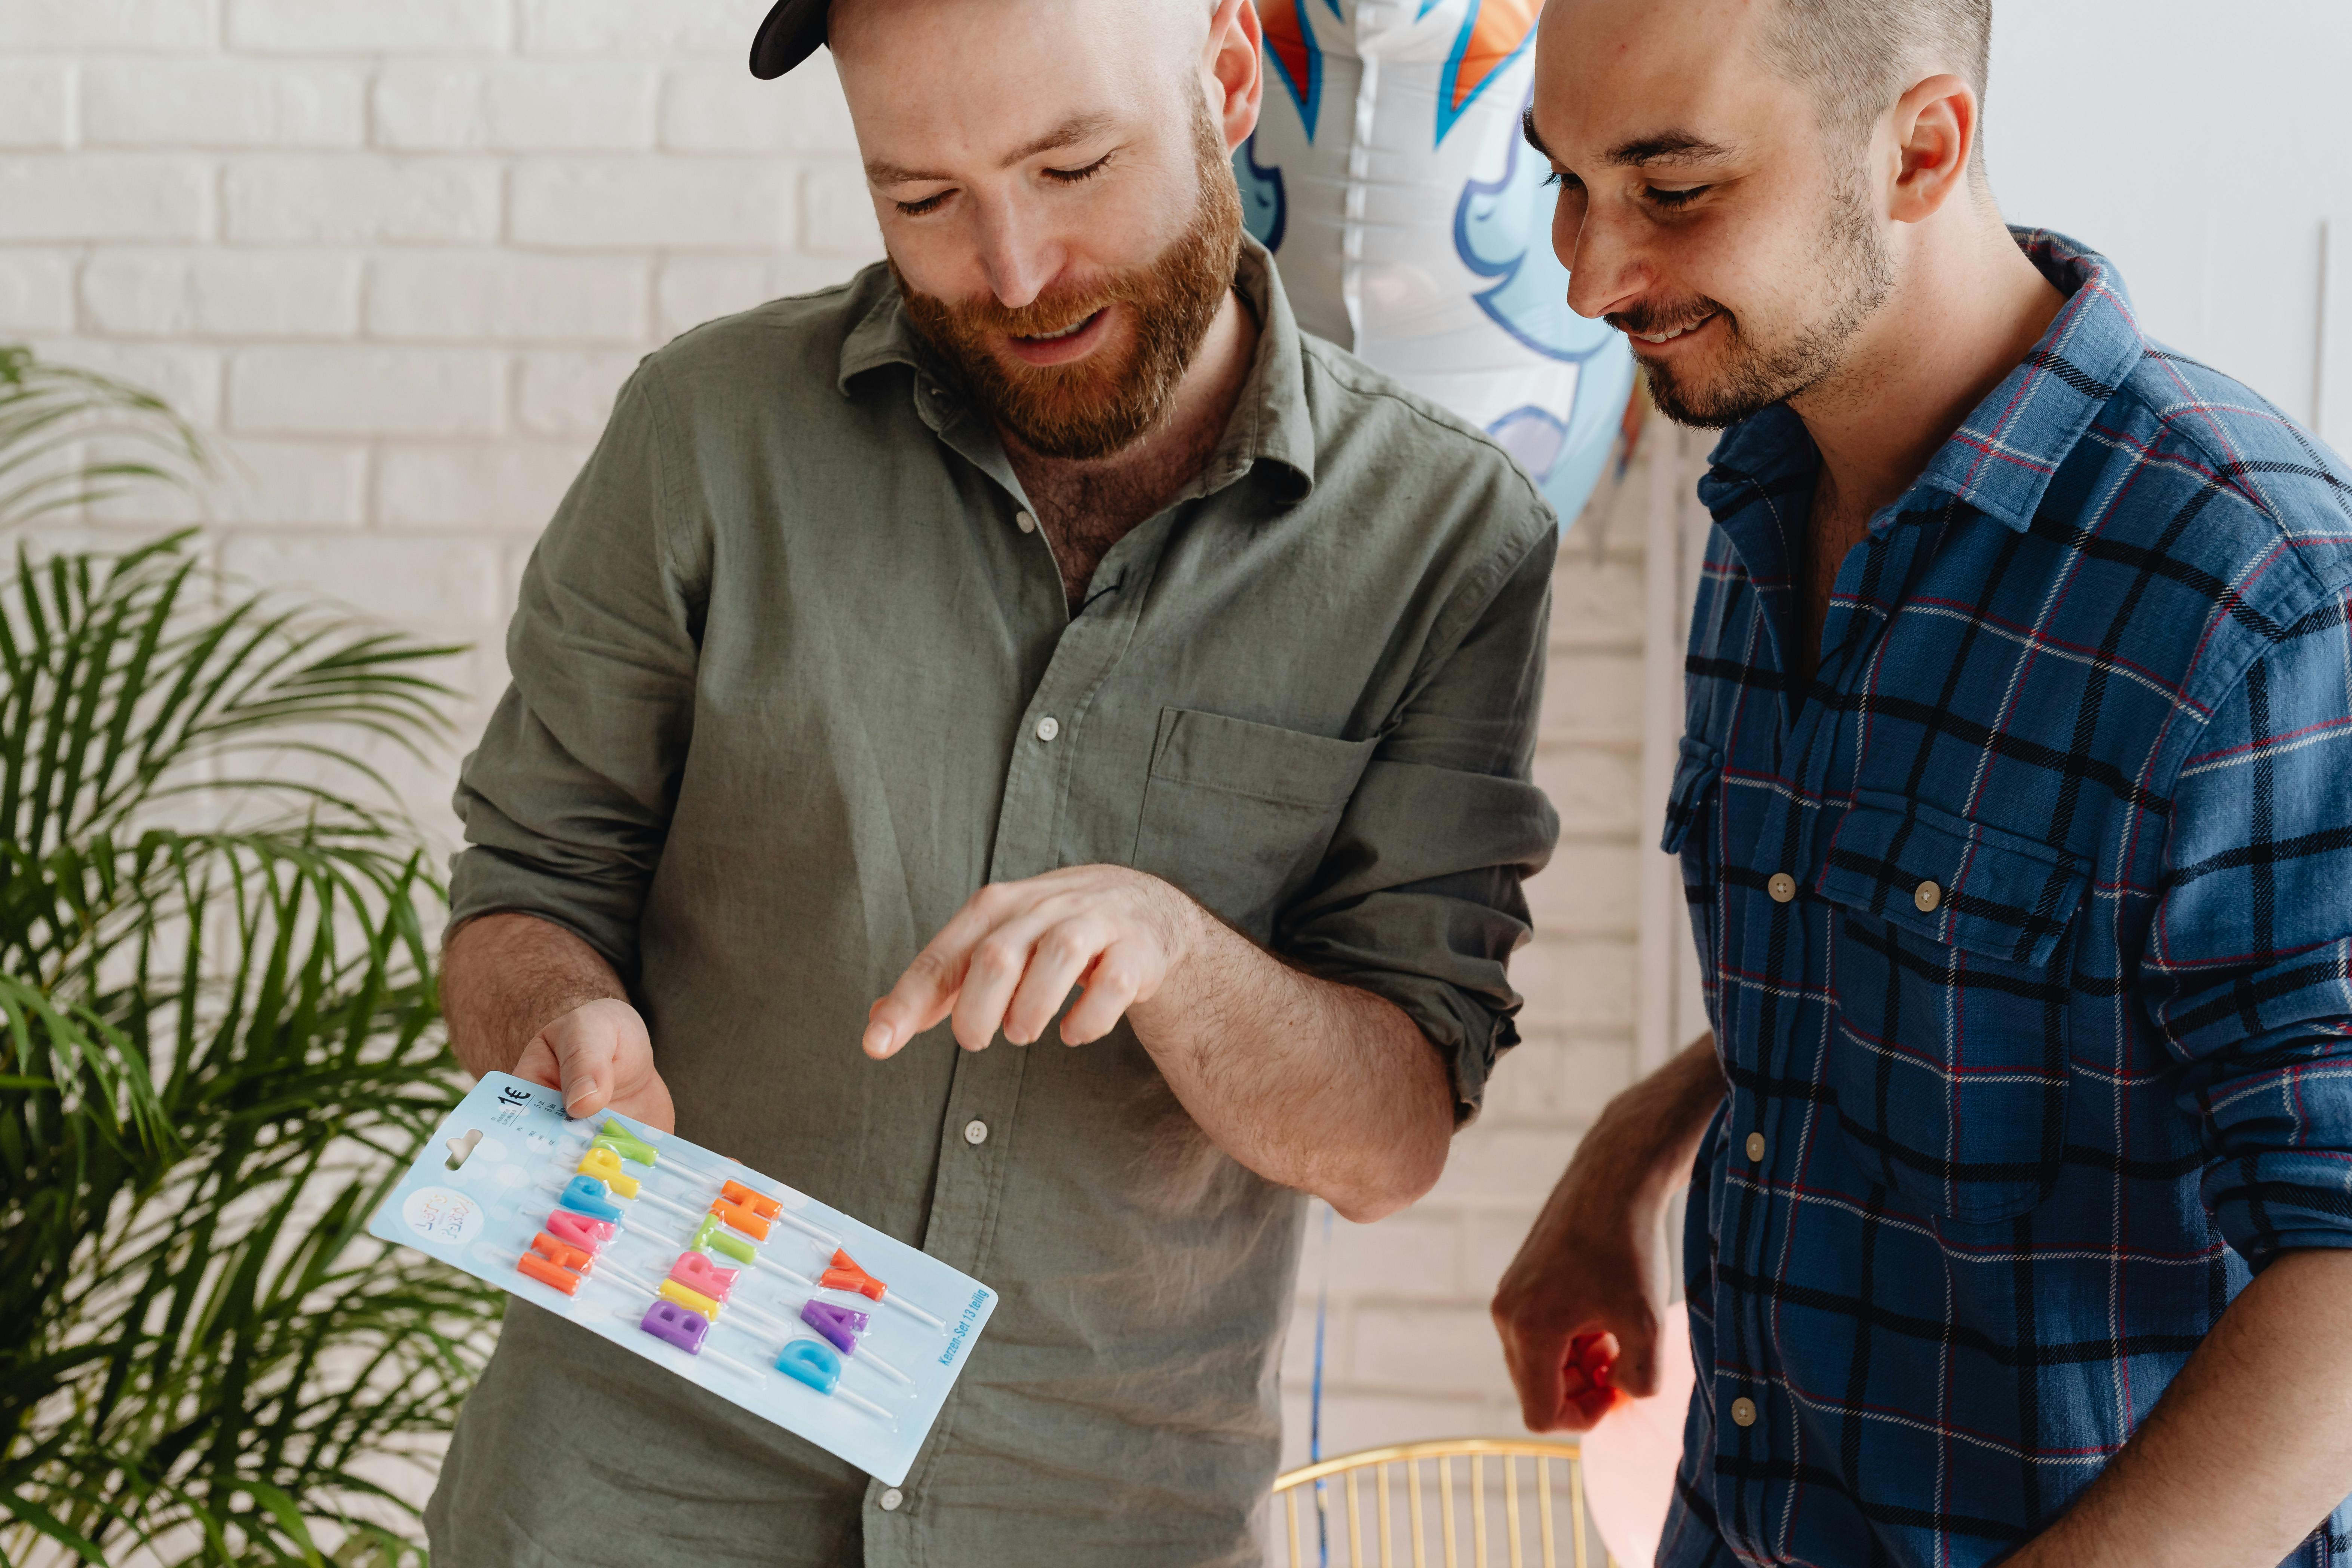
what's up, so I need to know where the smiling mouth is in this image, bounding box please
[1016,310,1103,344]
[1632,312,1718,345]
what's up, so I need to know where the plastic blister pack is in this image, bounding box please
[368,1072,997,1484]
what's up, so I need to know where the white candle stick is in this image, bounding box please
[811,1376,894,1420]
[702,1346,767,1384]
[874,1291,947,1333]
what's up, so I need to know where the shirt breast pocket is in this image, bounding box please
[1129,708,1379,945]
[1816,792,2088,1225]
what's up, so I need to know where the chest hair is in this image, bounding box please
[1013,412,1228,611]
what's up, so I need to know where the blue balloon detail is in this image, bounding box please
[1453,93,1614,365]
[1234,134,1287,252]
[1487,405,1570,478]
[1456,85,1637,521]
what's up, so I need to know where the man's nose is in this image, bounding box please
[973,199,1062,312]
[1561,200,1647,323]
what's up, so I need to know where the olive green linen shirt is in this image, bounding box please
[424,239,1559,1568]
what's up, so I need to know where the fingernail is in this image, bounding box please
[862,1023,892,1056]
[564,1084,595,1114]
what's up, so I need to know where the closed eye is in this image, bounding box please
[896,189,952,217]
[1647,184,1710,209]
[1045,152,1113,184]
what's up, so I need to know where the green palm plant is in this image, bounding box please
[0,347,506,1565]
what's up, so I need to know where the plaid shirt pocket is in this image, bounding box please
[1817,793,2090,1223]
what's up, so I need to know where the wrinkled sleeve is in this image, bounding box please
[448,365,703,981]
[1278,515,1561,1119]
[2144,597,2352,1268]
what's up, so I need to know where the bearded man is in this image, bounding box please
[424,0,1560,1562]
[1494,1,2352,1565]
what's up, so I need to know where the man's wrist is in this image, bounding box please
[1152,872,1214,968]
[1132,874,1212,994]
[1592,1037,1723,1206]
[1582,1102,1699,1212]
[442,911,629,1076]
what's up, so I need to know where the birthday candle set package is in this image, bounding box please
[368,1071,997,1485]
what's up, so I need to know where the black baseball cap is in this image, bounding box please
[749,0,830,78]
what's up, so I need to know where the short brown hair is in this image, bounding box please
[1764,0,1993,165]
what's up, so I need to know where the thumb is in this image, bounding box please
[542,1007,618,1120]
[1610,1314,1663,1399]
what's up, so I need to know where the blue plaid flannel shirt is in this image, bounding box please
[1660,231,2352,1568]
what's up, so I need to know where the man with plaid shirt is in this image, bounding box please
[1495,0,2352,1564]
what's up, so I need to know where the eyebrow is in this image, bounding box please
[865,111,1120,186]
[1520,110,1738,170]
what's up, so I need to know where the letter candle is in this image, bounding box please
[605,1230,912,1387]
[533,1168,915,1387]
[512,1237,901,1414]
[513,1246,777,1389]
[540,1174,820,1291]
[542,1166,945,1335]
[560,1120,843,1248]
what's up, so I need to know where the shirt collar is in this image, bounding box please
[1701,228,2146,533]
[834,234,1317,500]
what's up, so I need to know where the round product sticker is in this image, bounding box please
[402,1185,485,1247]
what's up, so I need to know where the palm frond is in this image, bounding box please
[0,347,207,532]
[0,347,504,1567]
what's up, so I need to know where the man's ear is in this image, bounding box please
[1886,71,1977,225]
[1205,0,1264,153]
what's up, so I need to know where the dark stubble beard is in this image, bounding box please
[1625,156,1898,430]
[893,98,1245,460]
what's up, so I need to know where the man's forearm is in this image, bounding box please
[1576,1034,1724,1209]
[1130,902,1454,1224]
[2005,1247,2352,1568]
[1489,1033,1723,1422]
[441,911,629,1078]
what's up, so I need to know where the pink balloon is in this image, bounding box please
[1581,1302,1694,1568]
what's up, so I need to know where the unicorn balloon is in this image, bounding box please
[1236,0,1636,531]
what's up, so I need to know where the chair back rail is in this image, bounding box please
[1270,1439,1622,1568]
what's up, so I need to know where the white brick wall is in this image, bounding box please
[0,0,1651,1480]
[1278,461,1657,1464]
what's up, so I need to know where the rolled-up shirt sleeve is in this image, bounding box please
[2143,615,2352,1268]
[450,364,703,979]
[1278,514,1561,1119]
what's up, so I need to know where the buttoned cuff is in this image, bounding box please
[1285,889,1527,1120]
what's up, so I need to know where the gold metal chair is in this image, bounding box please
[1270,1438,1621,1568]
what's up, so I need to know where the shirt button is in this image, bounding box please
[1914,879,1942,913]
[1745,1132,1766,1162]
[1767,872,1796,903]
[878,1487,904,1512]
[963,1119,988,1146]
[1034,715,1060,742]
[1015,510,1036,534]
[1731,1397,1758,1429]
